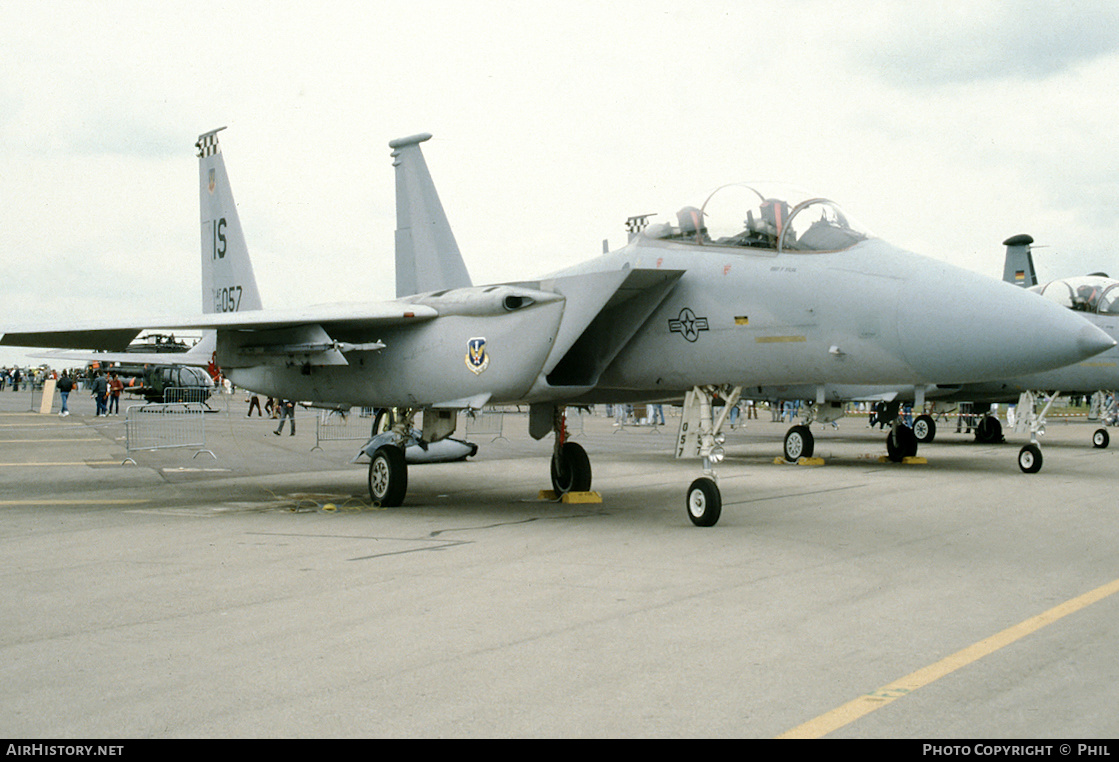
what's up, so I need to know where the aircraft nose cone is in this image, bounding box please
[1077,322,1117,358]
[897,265,1115,382]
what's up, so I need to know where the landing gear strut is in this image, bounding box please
[1010,390,1058,473]
[677,385,742,526]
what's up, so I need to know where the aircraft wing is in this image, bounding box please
[0,302,439,353]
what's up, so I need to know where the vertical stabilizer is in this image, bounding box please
[1002,233,1037,287]
[197,128,264,313]
[389,133,472,298]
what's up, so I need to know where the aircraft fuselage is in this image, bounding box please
[223,236,1106,409]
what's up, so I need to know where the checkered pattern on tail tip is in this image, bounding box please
[195,133,221,158]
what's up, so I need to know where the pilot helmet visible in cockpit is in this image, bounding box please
[1075,284,1101,311]
[742,198,790,247]
[676,206,706,241]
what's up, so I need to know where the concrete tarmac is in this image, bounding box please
[1,389,1117,739]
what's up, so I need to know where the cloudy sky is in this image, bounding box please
[3,0,1119,367]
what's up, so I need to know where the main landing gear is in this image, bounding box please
[912,414,937,444]
[368,443,408,506]
[865,400,921,462]
[783,425,813,461]
[362,404,598,509]
[550,407,592,495]
[780,401,845,462]
[364,407,414,507]
[973,414,1004,444]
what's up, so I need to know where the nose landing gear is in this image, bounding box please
[676,385,742,526]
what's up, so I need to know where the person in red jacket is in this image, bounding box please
[107,371,124,415]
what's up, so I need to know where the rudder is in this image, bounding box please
[1002,233,1037,287]
[197,127,264,314]
[389,133,472,298]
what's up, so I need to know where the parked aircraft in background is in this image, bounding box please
[120,362,216,404]
[773,234,1119,473]
[2,131,1113,525]
[936,234,1119,463]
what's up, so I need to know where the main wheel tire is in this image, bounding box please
[1092,428,1110,448]
[913,414,937,443]
[368,444,408,506]
[686,477,722,527]
[783,425,814,461]
[974,416,1003,444]
[886,425,918,462]
[550,441,592,494]
[1018,443,1043,473]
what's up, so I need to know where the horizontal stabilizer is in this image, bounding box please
[1,327,141,352]
[30,333,217,369]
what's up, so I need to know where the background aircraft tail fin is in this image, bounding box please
[1002,233,1038,287]
[196,128,264,314]
[389,133,472,298]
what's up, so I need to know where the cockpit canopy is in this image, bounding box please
[644,183,872,253]
[1031,275,1119,315]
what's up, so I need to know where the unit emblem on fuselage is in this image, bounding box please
[668,308,709,342]
[466,337,490,374]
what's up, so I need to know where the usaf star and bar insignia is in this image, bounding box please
[668,307,710,342]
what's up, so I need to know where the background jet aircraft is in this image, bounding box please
[767,233,1119,473]
[2,131,1113,526]
[921,234,1119,462]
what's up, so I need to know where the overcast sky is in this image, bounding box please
[4,0,1119,367]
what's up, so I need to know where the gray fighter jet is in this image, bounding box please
[766,234,1119,474]
[920,235,1119,464]
[2,130,1113,526]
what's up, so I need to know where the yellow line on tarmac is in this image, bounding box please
[778,577,1119,739]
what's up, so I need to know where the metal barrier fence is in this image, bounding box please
[313,408,376,451]
[308,405,645,449]
[123,403,215,464]
[163,386,213,406]
[312,407,510,449]
[463,408,508,442]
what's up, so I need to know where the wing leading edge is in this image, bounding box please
[1,303,438,352]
